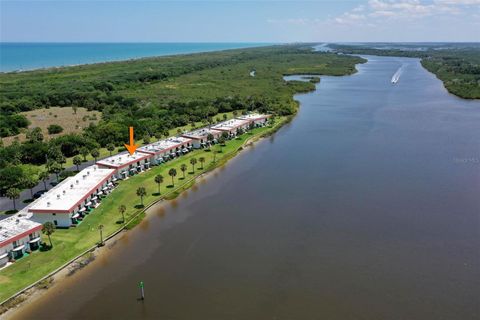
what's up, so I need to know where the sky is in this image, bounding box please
[1,0,479,42]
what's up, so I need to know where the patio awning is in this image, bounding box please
[102,187,109,191]
[107,182,113,186]
[79,207,86,212]
[0,252,9,259]
[112,177,118,181]
[72,213,80,219]
[97,191,104,195]
[29,237,41,243]
[13,245,25,251]
[122,171,128,175]
[144,162,150,166]
[91,196,98,201]
[85,201,92,206]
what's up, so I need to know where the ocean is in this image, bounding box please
[0,42,271,72]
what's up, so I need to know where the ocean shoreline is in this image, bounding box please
[0,42,275,73]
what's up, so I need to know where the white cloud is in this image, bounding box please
[268,0,478,28]
[434,0,480,5]
[267,18,321,26]
[328,0,477,25]
[335,12,366,25]
[352,5,366,12]
[370,10,396,17]
[265,0,479,42]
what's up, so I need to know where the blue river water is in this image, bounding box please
[0,42,271,72]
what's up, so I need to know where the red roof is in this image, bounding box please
[0,224,42,248]
[29,173,112,214]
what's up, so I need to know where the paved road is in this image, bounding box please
[0,159,97,219]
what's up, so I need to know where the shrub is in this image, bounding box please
[47,124,63,135]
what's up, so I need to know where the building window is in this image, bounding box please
[52,213,56,216]
[54,220,58,226]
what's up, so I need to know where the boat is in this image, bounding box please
[391,65,403,84]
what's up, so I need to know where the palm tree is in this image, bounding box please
[79,147,89,162]
[39,170,50,191]
[136,187,147,206]
[58,155,66,169]
[143,134,151,145]
[207,133,214,146]
[73,156,82,171]
[199,157,205,170]
[107,143,115,156]
[180,164,187,179]
[221,131,229,141]
[98,224,104,245]
[219,136,226,146]
[42,222,55,248]
[118,204,126,224]
[23,176,38,200]
[6,188,20,210]
[190,158,197,174]
[154,174,163,194]
[48,161,62,182]
[155,131,163,140]
[168,168,177,187]
[91,149,100,163]
[217,137,225,153]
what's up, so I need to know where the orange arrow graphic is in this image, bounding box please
[124,126,138,155]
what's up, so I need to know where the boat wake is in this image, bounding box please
[391,65,404,84]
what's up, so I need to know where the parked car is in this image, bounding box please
[33,190,48,199]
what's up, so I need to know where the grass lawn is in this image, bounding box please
[0,117,285,303]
